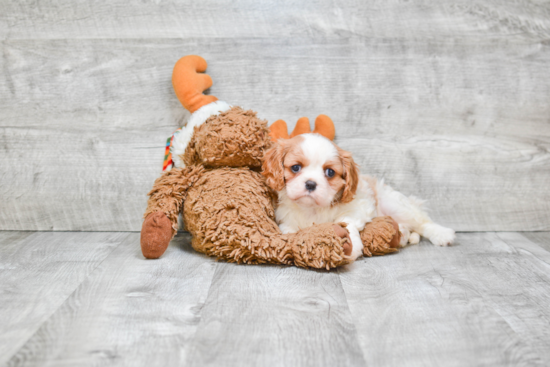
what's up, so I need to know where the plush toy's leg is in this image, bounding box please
[141,212,173,259]
[360,216,401,257]
[194,221,352,270]
[141,165,206,259]
[284,223,353,269]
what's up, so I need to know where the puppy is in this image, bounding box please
[262,133,455,260]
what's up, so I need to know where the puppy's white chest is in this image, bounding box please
[277,206,337,233]
[275,181,377,234]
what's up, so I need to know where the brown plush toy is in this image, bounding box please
[140,55,399,269]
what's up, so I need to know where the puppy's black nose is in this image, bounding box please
[305,180,317,192]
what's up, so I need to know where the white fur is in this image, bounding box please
[277,179,377,260]
[171,100,231,168]
[276,134,456,261]
[283,134,344,208]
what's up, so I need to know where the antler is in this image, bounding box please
[269,114,335,141]
[311,114,335,140]
[290,117,312,138]
[172,55,218,113]
[268,119,289,141]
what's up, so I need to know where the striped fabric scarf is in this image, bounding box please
[162,128,182,171]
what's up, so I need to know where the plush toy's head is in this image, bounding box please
[169,56,272,169]
[183,106,271,168]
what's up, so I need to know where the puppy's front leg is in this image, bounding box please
[279,222,297,234]
[344,225,364,261]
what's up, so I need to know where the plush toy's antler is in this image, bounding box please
[269,114,336,142]
[172,55,218,113]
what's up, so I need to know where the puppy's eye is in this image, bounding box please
[325,168,335,178]
[291,165,301,173]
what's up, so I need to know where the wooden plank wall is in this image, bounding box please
[1,1,549,231]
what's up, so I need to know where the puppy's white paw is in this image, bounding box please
[350,244,364,261]
[426,225,455,246]
[408,232,420,245]
[279,223,295,235]
[398,225,410,247]
[347,227,365,261]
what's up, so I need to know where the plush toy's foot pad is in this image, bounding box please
[141,212,173,259]
[387,218,401,249]
[361,216,401,257]
[332,224,352,256]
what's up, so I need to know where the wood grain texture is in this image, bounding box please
[338,232,550,367]
[1,1,549,40]
[3,232,218,367]
[1,1,550,231]
[485,232,550,362]
[186,263,365,367]
[3,231,550,365]
[520,232,550,253]
[1,38,549,232]
[0,231,125,365]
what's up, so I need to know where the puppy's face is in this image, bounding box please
[262,134,359,208]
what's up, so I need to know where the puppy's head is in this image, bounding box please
[262,133,359,207]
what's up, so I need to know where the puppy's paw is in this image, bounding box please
[398,225,410,247]
[279,223,295,234]
[425,224,455,246]
[408,232,420,245]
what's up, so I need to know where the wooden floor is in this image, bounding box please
[1,231,550,366]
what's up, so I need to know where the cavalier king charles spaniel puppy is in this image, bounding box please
[262,133,456,260]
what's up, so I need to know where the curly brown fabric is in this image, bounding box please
[288,222,351,269]
[143,165,207,234]
[183,107,272,169]
[182,168,349,269]
[184,167,278,260]
[361,216,401,257]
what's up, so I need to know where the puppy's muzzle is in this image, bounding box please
[305,180,317,192]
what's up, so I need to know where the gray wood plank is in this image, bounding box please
[186,263,365,367]
[520,232,550,253]
[0,231,125,365]
[1,37,549,231]
[485,232,550,361]
[3,232,217,367]
[0,231,33,247]
[338,233,550,367]
[3,230,550,366]
[1,1,549,40]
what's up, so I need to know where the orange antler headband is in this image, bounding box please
[269,114,336,141]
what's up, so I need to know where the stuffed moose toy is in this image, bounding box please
[140,55,400,269]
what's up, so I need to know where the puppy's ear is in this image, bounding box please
[339,148,359,203]
[262,140,287,191]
